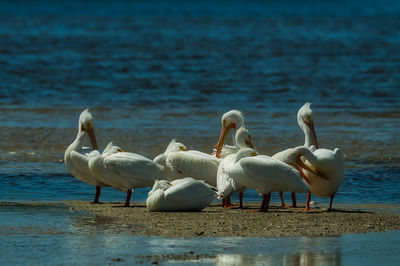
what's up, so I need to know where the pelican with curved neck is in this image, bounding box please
[215,110,256,208]
[276,102,319,208]
[64,109,104,203]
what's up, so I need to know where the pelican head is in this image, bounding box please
[165,139,187,153]
[297,102,318,148]
[216,110,245,158]
[234,148,258,163]
[79,109,98,150]
[235,127,255,149]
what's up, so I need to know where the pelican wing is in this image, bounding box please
[165,150,220,186]
[104,152,166,184]
[153,153,167,166]
[69,151,93,179]
[238,155,309,193]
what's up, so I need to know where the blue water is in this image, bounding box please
[0,0,399,205]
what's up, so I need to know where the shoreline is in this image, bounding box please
[2,201,400,238]
[63,201,400,237]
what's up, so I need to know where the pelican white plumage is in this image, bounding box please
[88,148,169,207]
[293,146,344,211]
[216,127,255,208]
[214,110,255,208]
[153,139,220,187]
[224,148,314,212]
[273,102,319,207]
[64,109,110,203]
[146,177,218,211]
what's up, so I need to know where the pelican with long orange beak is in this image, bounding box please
[214,110,255,208]
[282,146,344,211]
[64,109,110,203]
[273,102,319,207]
[215,110,247,158]
[222,148,316,212]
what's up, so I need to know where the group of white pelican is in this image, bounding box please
[64,103,344,212]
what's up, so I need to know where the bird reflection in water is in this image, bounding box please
[215,251,341,266]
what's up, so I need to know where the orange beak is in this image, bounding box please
[86,126,98,150]
[245,136,255,149]
[296,155,329,180]
[305,120,319,149]
[215,122,236,158]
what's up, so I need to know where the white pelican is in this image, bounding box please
[291,146,344,211]
[146,177,218,211]
[64,109,111,203]
[216,127,255,208]
[153,139,220,187]
[224,148,316,212]
[273,102,319,207]
[88,147,169,207]
[214,110,255,208]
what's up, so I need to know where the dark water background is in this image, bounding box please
[0,0,399,205]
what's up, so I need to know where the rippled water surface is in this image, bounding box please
[0,0,399,205]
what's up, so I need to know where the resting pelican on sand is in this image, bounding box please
[217,127,255,208]
[273,102,319,207]
[225,148,318,212]
[146,177,218,211]
[293,146,344,211]
[64,109,111,203]
[214,110,255,207]
[88,145,169,207]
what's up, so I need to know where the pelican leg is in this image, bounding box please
[225,196,232,208]
[279,191,286,207]
[303,193,311,211]
[239,191,244,209]
[124,189,132,207]
[260,193,271,212]
[291,192,297,207]
[221,198,226,207]
[91,186,102,204]
[327,194,335,212]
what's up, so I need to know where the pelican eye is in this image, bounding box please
[117,148,124,152]
[167,182,173,186]
[250,152,257,156]
[179,146,186,151]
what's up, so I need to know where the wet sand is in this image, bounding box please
[67,201,400,238]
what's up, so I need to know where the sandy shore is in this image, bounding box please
[67,201,400,238]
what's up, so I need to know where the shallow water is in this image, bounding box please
[1,0,400,264]
[1,203,400,265]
